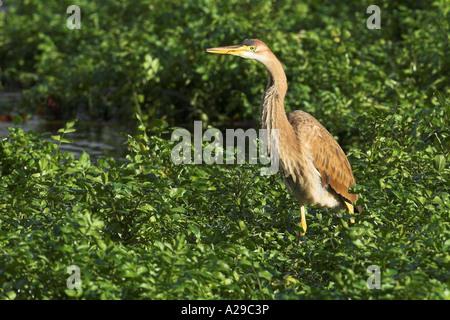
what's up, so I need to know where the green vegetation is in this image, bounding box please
[1,106,448,299]
[1,1,448,126]
[0,0,449,299]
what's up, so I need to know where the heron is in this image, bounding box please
[206,39,361,235]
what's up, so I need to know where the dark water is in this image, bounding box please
[0,91,259,162]
[0,116,134,161]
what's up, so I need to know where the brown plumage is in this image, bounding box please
[288,110,358,205]
[207,39,361,235]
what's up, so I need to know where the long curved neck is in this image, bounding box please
[258,53,299,162]
[259,54,289,131]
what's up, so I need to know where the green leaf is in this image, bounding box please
[79,151,90,167]
[258,270,273,281]
[433,155,446,172]
[189,223,201,239]
[66,119,77,129]
[6,291,16,300]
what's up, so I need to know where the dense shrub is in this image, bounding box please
[0,101,448,299]
[0,0,448,300]
[1,1,448,129]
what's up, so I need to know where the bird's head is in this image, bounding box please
[206,39,272,64]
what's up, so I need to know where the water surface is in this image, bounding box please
[0,116,133,161]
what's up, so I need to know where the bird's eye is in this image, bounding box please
[249,46,256,52]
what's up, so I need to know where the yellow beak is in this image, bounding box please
[206,45,245,56]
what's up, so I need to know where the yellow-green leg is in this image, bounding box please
[344,201,355,223]
[300,205,307,235]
